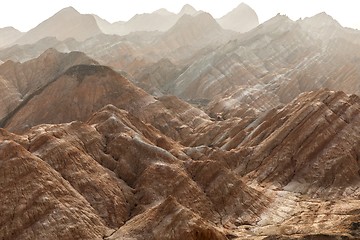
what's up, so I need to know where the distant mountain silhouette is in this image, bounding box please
[100,4,201,35]
[218,2,259,32]
[15,7,102,45]
[178,4,199,16]
[0,27,23,48]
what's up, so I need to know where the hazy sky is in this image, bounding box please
[1,0,360,32]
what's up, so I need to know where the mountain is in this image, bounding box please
[92,14,119,34]
[3,10,360,116]
[218,2,259,32]
[151,12,234,62]
[178,4,198,16]
[2,4,360,239]
[0,49,97,126]
[153,8,174,16]
[107,4,200,36]
[1,54,210,142]
[149,12,360,115]
[3,64,152,132]
[122,11,177,34]
[1,88,360,239]
[15,7,102,45]
[0,27,23,48]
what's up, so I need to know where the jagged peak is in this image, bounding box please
[261,13,293,28]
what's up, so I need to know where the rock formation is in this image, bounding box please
[1,89,360,239]
[1,4,360,239]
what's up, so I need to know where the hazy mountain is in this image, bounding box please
[92,14,119,34]
[15,7,102,45]
[0,27,23,48]
[106,4,200,36]
[218,2,259,32]
[151,12,360,115]
[178,4,199,16]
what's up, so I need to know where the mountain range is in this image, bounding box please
[0,3,259,48]
[1,2,360,240]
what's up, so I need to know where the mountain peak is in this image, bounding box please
[173,12,220,31]
[179,4,197,16]
[153,8,174,16]
[236,2,252,9]
[57,6,80,15]
[15,6,101,45]
[301,12,341,28]
[218,2,259,32]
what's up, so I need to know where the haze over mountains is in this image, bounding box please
[1,2,360,240]
[0,3,258,48]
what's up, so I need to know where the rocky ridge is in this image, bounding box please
[0,49,97,125]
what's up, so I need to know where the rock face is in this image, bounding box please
[0,27,23,48]
[15,7,102,45]
[218,3,259,32]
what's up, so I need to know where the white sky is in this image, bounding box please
[1,0,360,32]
